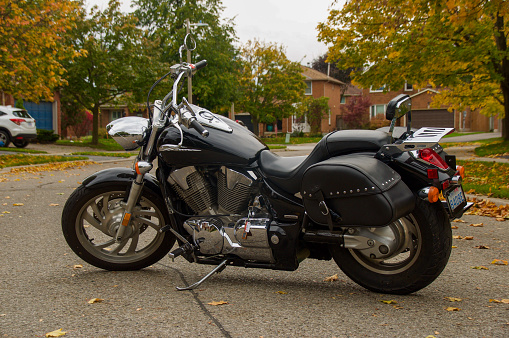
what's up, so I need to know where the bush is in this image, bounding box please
[98,128,109,139]
[36,129,59,143]
[291,130,304,137]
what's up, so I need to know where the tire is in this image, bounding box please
[0,130,10,147]
[330,198,452,294]
[62,181,176,270]
[13,140,29,148]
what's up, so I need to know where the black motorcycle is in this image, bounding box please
[62,36,471,294]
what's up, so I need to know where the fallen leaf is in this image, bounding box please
[323,274,339,282]
[136,308,142,311]
[464,236,474,240]
[276,291,288,295]
[444,297,462,302]
[471,266,489,270]
[13,203,24,206]
[87,298,103,304]
[452,246,458,248]
[453,235,463,239]
[453,219,466,223]
[207,301,228,306]
[49,204,59,207]
[489,299,509,304]
[496,218,506,222]
[446,307,461,311]
[2,211,10,214]
[469,223,484,227]
[451,225,458,229]
[56,193,64,195]
[73,264,83,269]
[475,245,490,249]
[380,300,397,304]
[45,329,66,337]
[5,196,10,199]
[491,259,508,265]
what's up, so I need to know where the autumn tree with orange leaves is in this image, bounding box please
[0,0,79,104]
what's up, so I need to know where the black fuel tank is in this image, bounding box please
[157,113,268,167]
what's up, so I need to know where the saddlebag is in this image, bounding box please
[301,155,415,228]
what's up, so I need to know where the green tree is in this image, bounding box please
[318,0,509,140]
[61,0,160,144]
[238,40,305,136]
[298,96,330,134]
[133,0,240,115]
[0,0,79,103]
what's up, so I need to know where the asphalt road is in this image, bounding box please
[0,160,508,337]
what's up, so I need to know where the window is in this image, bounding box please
[111,110,123,121]
[340,96,346,104]
[369,85,386,93]
[370,104,386,118]
[305,81,312,95]
[405,82,413,91]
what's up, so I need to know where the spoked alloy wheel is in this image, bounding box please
[62,183,175,270]
[330,198,452,294]
[0,130,10,147]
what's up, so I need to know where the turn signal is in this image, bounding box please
[456,165,465,179]
[428,186,440,203]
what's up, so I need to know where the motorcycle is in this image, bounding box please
[62,35,472,294]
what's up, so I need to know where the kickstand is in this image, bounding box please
[176,260,229,291]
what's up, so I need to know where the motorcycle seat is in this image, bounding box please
[258,130,389,194]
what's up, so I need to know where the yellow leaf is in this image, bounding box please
[380,300,397,304]
[491,259,508,265]
[472,266,489,270]
[469,223,484,227]
[49,203,59,206]
[87,298,103,304]
[453,235,462,239]
[45,329,66,337]
[452,246,458,248]
[453,219,466,223]
[446,307,460,311]
[73,264,83,269]
[207,301,228,306]
[13,203,24,206]
[444,297,462,302]
[276,291,288,295]
[464,236,474,240]
[451,225,458,229]
[323,274,339,282]
[2,211,10,214]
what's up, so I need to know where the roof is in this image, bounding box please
[343,84,363,96]
[410,88,440,98]
[301,66,345,86]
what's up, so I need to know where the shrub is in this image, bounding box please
[36,129,59,143]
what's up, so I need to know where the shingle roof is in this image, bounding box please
[301,66,345,86]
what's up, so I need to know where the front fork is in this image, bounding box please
[115,161,153,242]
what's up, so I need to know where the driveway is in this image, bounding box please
[0,161,508,337]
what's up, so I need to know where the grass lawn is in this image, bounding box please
[0,147,47,154]
[261,135,323,144]
[71,151,136,158]
[442,131,485,138]
[0,154,88,169]
[56,138,124,151]
[458,160,509,199]
[474,139,509,157]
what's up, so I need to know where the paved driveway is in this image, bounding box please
[0,161,508,337]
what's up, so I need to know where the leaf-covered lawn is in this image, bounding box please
[458,160,509,199]
[0,155,88,169]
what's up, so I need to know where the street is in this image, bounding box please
[0,160,508,337]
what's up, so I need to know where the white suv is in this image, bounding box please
[0,105,37,148]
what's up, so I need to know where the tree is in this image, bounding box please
[340,95,372,129]
[318,0,509,140]
[0,0,79,103]
[238,40,305,136]
[133,0,240,115]
[298,97,330,134]
[61,0,160,144]
[311,53,356,84]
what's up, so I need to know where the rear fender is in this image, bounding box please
[82,167,162,196]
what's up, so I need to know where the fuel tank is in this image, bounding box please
[157,108,268,167]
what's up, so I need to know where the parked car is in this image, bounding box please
[0,105,37,148]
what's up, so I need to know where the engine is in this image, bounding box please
[167,166,274,262]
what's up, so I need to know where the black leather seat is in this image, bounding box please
[258,130,390,194]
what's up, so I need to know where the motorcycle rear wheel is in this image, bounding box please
[330,198,452,294]
[62,182,175,270]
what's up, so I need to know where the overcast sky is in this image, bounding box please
[85,0,343,65]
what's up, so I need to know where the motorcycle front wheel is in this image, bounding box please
[330,198,452,295]
[62,182,175,270]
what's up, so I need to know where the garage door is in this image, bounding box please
[411,109,454,129]
[23,101,53,130]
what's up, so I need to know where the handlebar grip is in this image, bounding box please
[194,60,207,70]
[190,119,209,137]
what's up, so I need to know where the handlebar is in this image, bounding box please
[193,60,207,70]
[190,119,209,137]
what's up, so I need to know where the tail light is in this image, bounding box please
[10,118,25,126]
[418,148,449,170]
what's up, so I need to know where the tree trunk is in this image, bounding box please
[92,105,99,145]
[252,115,260,137]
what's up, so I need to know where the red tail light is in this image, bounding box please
[418,148,449,170]
[10,118,25,126]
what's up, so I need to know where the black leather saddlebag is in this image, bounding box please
[301,156,415,227]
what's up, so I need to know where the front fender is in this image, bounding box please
[82,167,162,196]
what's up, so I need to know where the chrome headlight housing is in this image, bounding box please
[106,116,149,151]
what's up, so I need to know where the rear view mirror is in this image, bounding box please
[386,94,411,121]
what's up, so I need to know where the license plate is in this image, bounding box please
[446,186,466,213]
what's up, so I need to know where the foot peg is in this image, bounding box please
[176,260,229,291]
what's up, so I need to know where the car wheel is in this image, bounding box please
[0,130,11,147]
[13,140,29,148]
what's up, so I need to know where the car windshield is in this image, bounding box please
[13,110,32,119]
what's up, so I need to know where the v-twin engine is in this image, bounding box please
[168,166,274,262]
